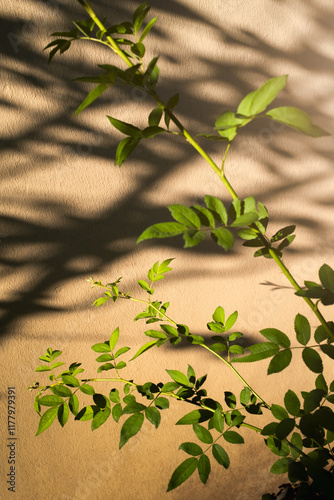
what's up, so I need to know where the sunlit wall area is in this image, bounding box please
[1,1,333,499]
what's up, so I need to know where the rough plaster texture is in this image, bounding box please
[1,0,334,498]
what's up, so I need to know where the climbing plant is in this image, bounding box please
[29,2,334,498]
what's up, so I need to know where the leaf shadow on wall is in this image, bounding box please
[0,0,334,338]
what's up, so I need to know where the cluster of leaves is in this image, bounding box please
[38,1,334,498]
[261,379,334,499]
[45,2,156,67]
[136,195,298,259]
[199,75,329,144]
[232,313,334,375]
[30,260,334,497]
[296,264,334,307]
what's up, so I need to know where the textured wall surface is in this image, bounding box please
[1,0,334,498]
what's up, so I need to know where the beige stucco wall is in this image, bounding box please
[1,0,334,498]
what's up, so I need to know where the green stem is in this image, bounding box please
[269,250,334,340]
[81,1,133,68]
[200,344,270,409]
[129,297,178,325]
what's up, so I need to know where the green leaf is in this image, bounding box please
[192,205,216,228]
[290,432,303,458]
[260,328,290,348]
[270,457,291,474]
[320,344,334,359]
[212,408,224,433]
[148,107,163,127]
[288,460,308,483]
[109,327,119,351]
[162,382,180,392]
[183,229,206,248]
[284,390,300,417]
[267,349,292,375]
[119,413,144,449]
[231,212,258,227]
[176,409,213,425]
[232,342,279,363]
[139,16,157,42]
[168,204,201,229]
[35,365,51,372]
[137,222,187,243]
[131,42,145,58]
[198,455,211,485]
[115,136,140,166]
[38,395,64,407]
[91,342,111,353]
[50,385,72,398]
[61,375,80,387]
[266,107,329,137]
[167,457,198,492]
[266,435,290,457]
[315,374,328,394]
[107,116,141,137]
[212,306,225,324]
[79,384,95,395]
[142,126,165,139]
[179,442,203,456]
[319,264,334,293]
[211,227,234,251]
[204,195,228,225]
[114,346,130,359]
[240,387,251,406]
[223,430,244,444]
[133,2,151,34]
[302,348,323,373]
[193,424,213,444]
[225,391,237,409]
[212,444,229,468]
[271,225,296,243]
[145,407,161,428]
[96,354,113,363]
[166,369,189,386]
[112,403,122,423]
[92,407,111,431]
[294,314,311,346]
[302,389,324,413]
[122,402,146,414]
[75,405,100,422]
[237,75,288,116]
[276,418,295,440]
[58,402,69,427]
[97,362,114,373]
[144,330,167,340]
[166,92,179,111]
[75,83,108,116]
[261,422,278,436]
[109,389,120,403]
[187,365,196,385]
[130,340,158,360]
[36,407,58,435]
[50,361,65,369]
[237,228,259,240]
[271,404,289,421]
[154,397,169,410]
[69,394,79,416]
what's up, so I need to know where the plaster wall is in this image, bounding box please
[1,0,334,499]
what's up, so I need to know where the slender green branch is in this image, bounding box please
[81,1,133,67]
[200,344,270,409]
